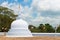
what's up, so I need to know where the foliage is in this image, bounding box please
[28,25,40,33]
[28,25,36,29]
[45,24,55,33]
[38,24,46,32]
[0,6,17,32]
[29,23,55,33]
[57,25,60,33]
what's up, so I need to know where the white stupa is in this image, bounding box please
[6,5,32,37]
[6,19,33,37]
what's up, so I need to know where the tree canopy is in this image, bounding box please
[57,25,60,33]
[29,24,55,33]
[0,6,17,32]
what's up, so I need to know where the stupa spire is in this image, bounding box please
[16,4,21,19]
[19,4,20,10]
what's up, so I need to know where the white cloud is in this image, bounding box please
[27,0,60,27]
[1,1,24,15]
[1,1,9,7]
[38,0,60,11]
[0,1,33,21]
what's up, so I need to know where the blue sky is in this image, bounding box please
[0,0,60,27]
[0,0,32,7]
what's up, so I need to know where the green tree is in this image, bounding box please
[28,25,37,32]
[38,24,46,32]
[45,23,55,33]
[28,25,36,29]
[56,25,60,33]
[0,6,17,32]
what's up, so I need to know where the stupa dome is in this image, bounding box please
[6,19,33,37]
[11,19,28,29]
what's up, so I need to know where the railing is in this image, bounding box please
[0,32,60,36]
[32,33,60,36]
